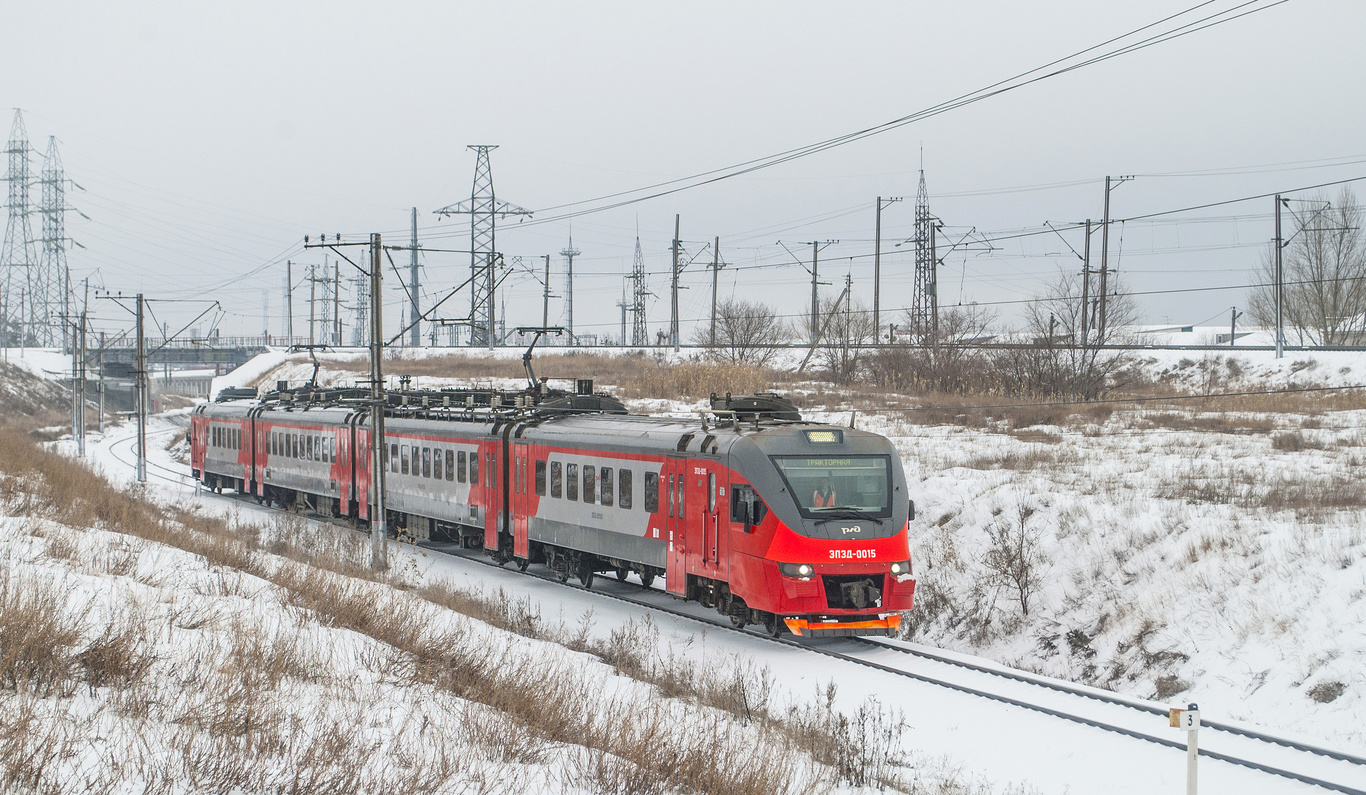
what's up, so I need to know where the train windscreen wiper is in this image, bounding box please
[815,509,884,526]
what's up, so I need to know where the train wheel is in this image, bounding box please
[727,596,749,629]
[577,559,595,590]
[549,552,570,583]
[761,612,785,638]
[639,569,656,590]
[516,557,530,572]
[615,567,630,585]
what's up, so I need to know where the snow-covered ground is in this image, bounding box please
[6,345,1364,792]
[38,416,1350,794]
[214,348,1366,748]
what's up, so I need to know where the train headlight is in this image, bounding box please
[889,560,911,575]
[779,562,815,578]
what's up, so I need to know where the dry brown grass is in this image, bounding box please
[321,350,784,401]
[0,571,81,697]
[1138,411,1277,435]
[0,361,72,434]
[1156,467,1366,517]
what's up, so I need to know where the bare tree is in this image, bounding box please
[816,294,878,384]
[1006,268,1137,399]
[1247,188,1366,346]
[690,298,788,367]
[869,305,997,393]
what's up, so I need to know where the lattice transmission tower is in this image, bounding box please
[38,136,72,349]
[2,110,38,347]
[435,145,530,348]
[350,272,369,347]
[630,235,648,346]
[909,167,938,340]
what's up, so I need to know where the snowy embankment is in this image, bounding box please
[805,349,1366,753]
[3,417,1009,794]
[215,347,1366,753]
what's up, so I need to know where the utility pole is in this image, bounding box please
[1230,307,1241,347]
[1098,176,1133,339]
[76,281,87,456]
[1274,194,1284,359]
[285,260,294,342]
[1080,220,1092,345]
[805,240,837,345]
[97,331,104,433]
[333,263,341,346]
[617,282,629,346]
[542,254,551,329]
[561,235,579,345]
[368,233,387,569]
[670,215,681,351]
[873,196,901,334]
[409,207,421,348]
[308,264,317,346]
[135,293,146,483]
[709,236,722,348]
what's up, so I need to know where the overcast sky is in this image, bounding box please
[5,0,1364,345]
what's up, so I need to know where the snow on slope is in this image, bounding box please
[66,417,1347,794]
[209,348,1366,753]
[814,405,1366,753]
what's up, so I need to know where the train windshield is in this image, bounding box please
[771,455,892,518]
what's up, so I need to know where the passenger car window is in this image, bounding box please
[423,447,432,478]
[643,471,658,513]
[535,460,547,496]
[551,461,562,498]
[445,450,454,481]
[566,463,579,501]
[390,443,399,473]
[619,469,632,510]
[457,451,467,482]
[600,466,613,507]
[401,445,410,475]
[471,452,480,486]
[434,448,443,480]
[583,465,596,504]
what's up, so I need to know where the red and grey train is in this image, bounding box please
[191,383,915,637]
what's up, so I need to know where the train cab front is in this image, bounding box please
[737,426,916,639]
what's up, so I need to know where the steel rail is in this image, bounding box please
[855,637,1366,768]
[416,543,1364,795]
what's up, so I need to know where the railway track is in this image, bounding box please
[97,426,1365,794]
[420,541,1366,795]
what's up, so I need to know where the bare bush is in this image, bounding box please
[690,298,788,367]
[869,306,997,393]
[983,504,1047,617]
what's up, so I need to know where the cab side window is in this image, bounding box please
[730,484,768,530]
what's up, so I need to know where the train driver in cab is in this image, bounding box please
[813,475,837,508]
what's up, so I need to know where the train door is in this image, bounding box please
[512,441,530,558]
[483,439,500,550]
[664,455,687,595]
[686,458,723,579]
